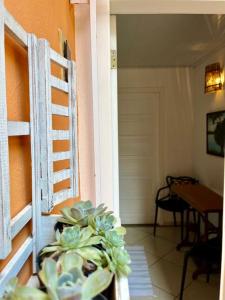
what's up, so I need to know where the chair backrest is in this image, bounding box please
[166,176,199,188]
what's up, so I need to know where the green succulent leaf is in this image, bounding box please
[39,258,58,300]
[82,269,113,300]
[114,226,126,236]
[58,201,110,228]
[88,214,116,235]
[103,230,125,248]
[1,278,49,300]
[105,248,131,278]
[59,252,83,273]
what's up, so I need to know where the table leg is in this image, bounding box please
[176,208,195,250]
[204,213,209,241]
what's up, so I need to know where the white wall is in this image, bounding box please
[193,47,225,196]
[118,67,195,223]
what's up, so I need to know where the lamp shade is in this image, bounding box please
[205,63,223,93]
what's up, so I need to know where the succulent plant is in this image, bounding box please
[101,229,126,249]
[88,214,116,235]
[39,252,113,300]
[58,201,110,228]
[104,247,131,278]
[0,278,48,300]
[41,225,106,269]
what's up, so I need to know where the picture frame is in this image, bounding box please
[207,110,225,157]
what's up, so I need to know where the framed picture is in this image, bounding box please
[207,110,225,157]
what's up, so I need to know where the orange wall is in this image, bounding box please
[1,0,78,284]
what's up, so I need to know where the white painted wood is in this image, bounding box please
[50,48,69,69]
[52,129,70,140]
[96,0,115,211]
[10,204,32,239]
[0,0,12,259]
[0,237,33,295]
[53,169,72,184]
[53,189,73,206]
[110,0,225,14]
[115,276,130,300]
[4,8,28,47]
[7,121,30,136]
[39,215,59,249]
[50,75,69,93]
[38,41,78,212]
[52,151,71,161]
[110,15,120,219]
[52,104,69,116]
[69,61,79,197]
[38,39,54,213]
[89,0,101,203]
[28,33,42,268]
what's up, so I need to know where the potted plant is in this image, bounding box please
[1,252,113,300]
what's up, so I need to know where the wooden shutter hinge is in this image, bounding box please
[111,50,117,69]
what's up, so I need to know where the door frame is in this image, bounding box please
[91,0,225,300]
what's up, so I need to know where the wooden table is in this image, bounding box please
[171,183,223,245]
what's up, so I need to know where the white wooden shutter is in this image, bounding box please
[0,0,79,291]
[0,0,41,289]
[38,40,79,213]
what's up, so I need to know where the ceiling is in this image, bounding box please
[117,14,225,68]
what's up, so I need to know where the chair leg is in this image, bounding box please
[180,211,184,241]
[179,252,190,300]
[153,204,158,236]
[173,211,177,227]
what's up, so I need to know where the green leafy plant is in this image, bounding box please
[39,253,113,300]
[58,201,110,227]
[0,278,48,300]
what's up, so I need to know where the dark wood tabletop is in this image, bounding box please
[171,183,223,214]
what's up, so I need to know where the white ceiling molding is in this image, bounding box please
[70,0,89,4]
[111,0,225,14]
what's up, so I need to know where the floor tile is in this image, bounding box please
[163,249,196,271]
[131,285,175,300]
[149,258,192,296]
[177,280,220,300]
[195,272,221,288]
[153,226,182,244]
[136,235,176,257]
[125,227,151,245]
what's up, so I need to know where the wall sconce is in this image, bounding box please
[205,62,223,93]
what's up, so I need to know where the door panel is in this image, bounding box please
[119,89,159,224]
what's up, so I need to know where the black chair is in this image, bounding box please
[153,176,198,240]
[179,236,222,300]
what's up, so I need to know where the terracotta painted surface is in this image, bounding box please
[1,0,78,283]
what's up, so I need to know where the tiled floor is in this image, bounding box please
[125,226,220,300]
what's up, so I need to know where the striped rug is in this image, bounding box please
[126,245,155,297]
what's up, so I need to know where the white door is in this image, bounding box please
[119,88,159,224]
